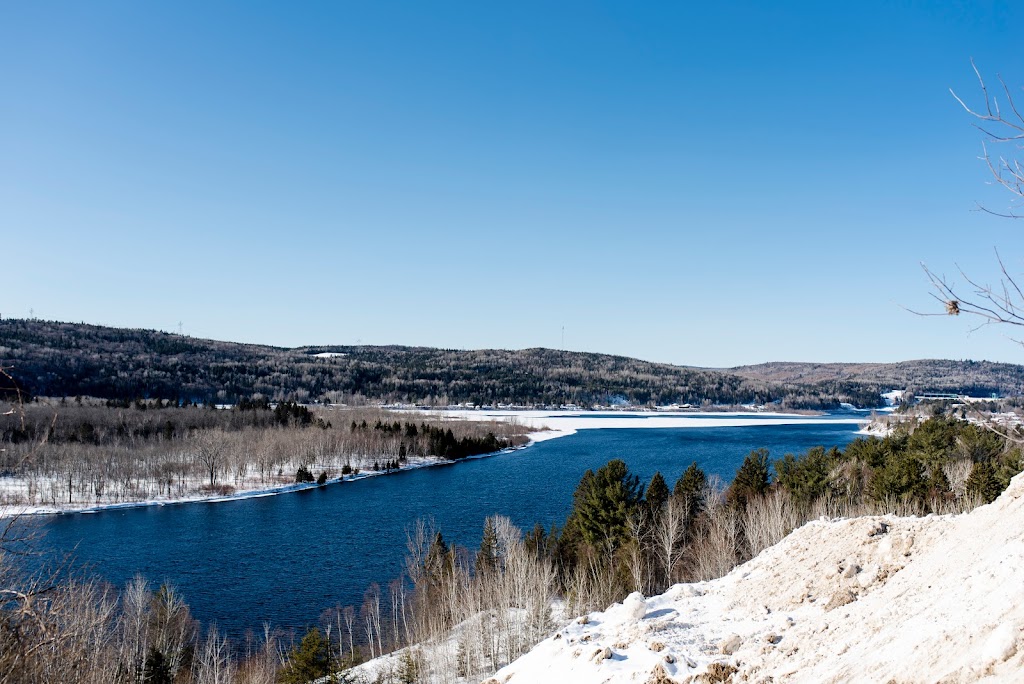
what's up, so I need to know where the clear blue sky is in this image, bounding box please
[4,1,1024,367]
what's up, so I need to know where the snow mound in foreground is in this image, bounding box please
[491,473,1024,683]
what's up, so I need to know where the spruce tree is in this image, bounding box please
[425,532,452,588]
[646,471,669,511]
[728,448,771,508]
[143,646,172,684]
[673,461,707,518]
[869,454,927,503]
[279,627,333,684]
[965,460,1001,503]
[475,517,499,575]
[398,649,421,684]
[775,446,839,504]
[523,522,550,559]
[568,459,644,548]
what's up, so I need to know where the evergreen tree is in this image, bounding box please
[775,446,840,504]
[567,459,644,548]
[523,522,552,560]
[728,448,771,508]
[398,649,421,684]
[965,460,1001,503]
[995,449,1024,490]
[906,416,958,468]
[925,464,951,495]
[673,461,707,518]
[279,627,334,684]
[646,471,669,511]
[475,517,499,575]
[425,532,452,585]
[143,646,172,684]
[869,454,927,503]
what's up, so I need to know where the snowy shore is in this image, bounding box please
[1,409,869,519]
[0,447,527,519]
[425,408,870,441]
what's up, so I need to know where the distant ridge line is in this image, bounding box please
[2,319,1021,408]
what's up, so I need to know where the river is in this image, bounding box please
[31,416,864,638]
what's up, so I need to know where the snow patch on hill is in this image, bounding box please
[491,473,1024,683]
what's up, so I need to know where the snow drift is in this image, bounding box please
[489,472,1024,683]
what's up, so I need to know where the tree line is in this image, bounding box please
[0,319,907,409]
[0,400,528,509]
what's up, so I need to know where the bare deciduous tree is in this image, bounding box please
[919,64,1024,337]
[194,625,235,684]
[652,494,687,590]
[952,60,1024,217]
[193,431,227,489]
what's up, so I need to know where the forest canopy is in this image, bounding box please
[4,319,1021,410]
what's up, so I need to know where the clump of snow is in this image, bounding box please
[621,592,648,621]
[881,389,904,407]
[858,419,894,437]
[493,472,1024,683]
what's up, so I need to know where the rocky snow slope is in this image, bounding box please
[490,474,1024,683]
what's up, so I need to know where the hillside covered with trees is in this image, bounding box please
[3,319,1023,410]
[727,359,1024,399]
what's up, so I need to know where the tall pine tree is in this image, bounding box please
[476,517,499,575]
[966,460,1001,503]
[673,461,707,519]
[728,448,771,508]
[568,459,644,548]
[646,471,669,511]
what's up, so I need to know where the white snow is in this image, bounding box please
[881,389,905,407]
[421,409,868,447]
[492,472,1024,683]
[0,447,528,518]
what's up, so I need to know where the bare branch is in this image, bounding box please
[951,63,1024,214]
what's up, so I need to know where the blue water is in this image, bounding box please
[32,421,860,638]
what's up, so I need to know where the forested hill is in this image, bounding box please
[726,360,1024,399]
[0,319,1018,409]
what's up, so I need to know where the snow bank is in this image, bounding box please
[492,473,1024,683]
[882,389,905,407]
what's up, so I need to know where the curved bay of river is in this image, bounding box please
[32,417,864,638]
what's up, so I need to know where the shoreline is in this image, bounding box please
[3,409,870,518]
[0,442,537,519]
[427,408,870,435]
